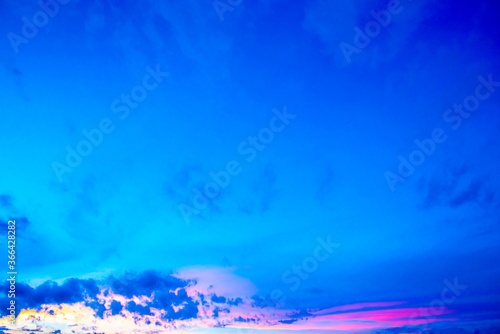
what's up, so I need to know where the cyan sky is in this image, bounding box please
[1,0,499,332]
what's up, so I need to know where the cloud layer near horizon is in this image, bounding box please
[0,270,466,333]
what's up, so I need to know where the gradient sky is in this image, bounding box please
[1,0,500,333]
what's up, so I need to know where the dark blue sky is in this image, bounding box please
[0,0,499,332]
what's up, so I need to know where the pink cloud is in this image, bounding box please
[312,301,407,315]
[261,304,458,332]
[174,265,258,299]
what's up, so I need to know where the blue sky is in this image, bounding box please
[0,0,500,333]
